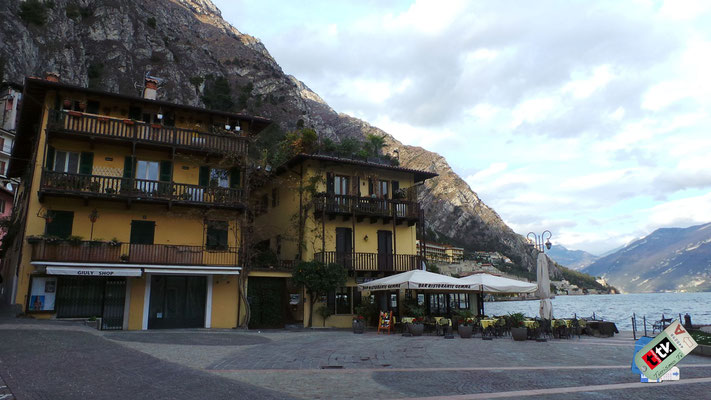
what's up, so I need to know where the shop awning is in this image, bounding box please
[143,268,240,275]
[46,266,142,277]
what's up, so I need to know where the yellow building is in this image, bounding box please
[250,154,437,328]
[445,245,464,263]
[4,76,269,329]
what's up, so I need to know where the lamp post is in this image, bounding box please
[527,230,552,253]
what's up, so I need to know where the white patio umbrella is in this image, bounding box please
[357,270,479,292]
[457,273,537,294]
[537,253,553,320]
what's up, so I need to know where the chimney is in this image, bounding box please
[45,72,60,82]
[143,77,159,100]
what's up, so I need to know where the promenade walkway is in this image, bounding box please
[1,317,710,399]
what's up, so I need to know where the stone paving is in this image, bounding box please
[1,318,711,399]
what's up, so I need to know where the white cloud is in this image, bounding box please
[218,0,711,253]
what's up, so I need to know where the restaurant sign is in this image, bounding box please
[634,319,697,381]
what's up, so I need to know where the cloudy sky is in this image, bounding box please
[214,0,711,255]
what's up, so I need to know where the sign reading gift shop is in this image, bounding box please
[634,319,697,381]
[46,267,142,277]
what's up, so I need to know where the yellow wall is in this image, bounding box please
[253,159,420,264]
[211,275,238,328]
[127,276,147,330]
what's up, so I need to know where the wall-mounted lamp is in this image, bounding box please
[235,125,241,131]
[363,235,368,241]
[37,207,54,224]
[156,108,163,120]
[225,124,231,130]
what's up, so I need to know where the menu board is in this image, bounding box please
[28,277,57,311]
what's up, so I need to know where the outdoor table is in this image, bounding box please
[480,319,497,329]
[585,321,618,337]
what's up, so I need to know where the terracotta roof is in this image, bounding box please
[285,153,438,183]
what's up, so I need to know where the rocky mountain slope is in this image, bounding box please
[547,245,598,270]
[1,0,556,276]
[582,223,711,293]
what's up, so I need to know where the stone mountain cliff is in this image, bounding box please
[1,0,554,276]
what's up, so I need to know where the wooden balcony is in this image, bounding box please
[314,251,421,272]
[314,194,420,225]
[39,170,245,209]
[46,109,249,155]
[30,239,240,267]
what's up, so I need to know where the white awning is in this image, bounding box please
[457,273,538,293]
[46,267,142,277]
[143,268,240,275]
[357,270,479,292]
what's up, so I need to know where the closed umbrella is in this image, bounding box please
[537,253,552,320]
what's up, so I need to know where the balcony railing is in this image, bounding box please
[30,239,240,267]
[315,194,420,220]
[40,170,244,208]
[314,251,421,272]
[47,109,249,155]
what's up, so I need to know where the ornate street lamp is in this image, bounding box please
[527,230,552,253]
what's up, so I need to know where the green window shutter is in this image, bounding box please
[229,168,241,188]
[79,152,94,175]
[45,146,55,170]
[123,156,135,178]
[199,166,210,187]
[159,160,172,182]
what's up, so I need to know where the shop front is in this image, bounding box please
[29,262,242,330]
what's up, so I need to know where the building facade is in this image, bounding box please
[250,154,436,328]
[4,76,269,329]
[416,240,464,264]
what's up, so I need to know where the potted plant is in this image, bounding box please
[120,253,129,262]
[409,317,425,336]
[456,310,475,339]
[352,315,366,334]
[85,316,101,329]
[509,312,528,341]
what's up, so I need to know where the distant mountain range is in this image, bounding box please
[547,245,598,270]
[582,223,711,293]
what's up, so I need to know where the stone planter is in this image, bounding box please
[352,319,365,334]
[511,327,528,341]
[458,324,473,339]
[84,318,101,330]
[408,322,424,337]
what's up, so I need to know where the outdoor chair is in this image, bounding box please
[652,316,672,334]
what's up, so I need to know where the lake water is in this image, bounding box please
[484,292,711,331]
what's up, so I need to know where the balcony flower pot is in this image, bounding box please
[352,316,365,334]
[78,102,87,111]
[458,323,474,339]
[511,327,528,341]
[63,99,72,108]
[408,321,424,337]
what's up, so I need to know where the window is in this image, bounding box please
[0,138,4,151]
[53,151,80,173]
[45,210,74,238]
[334,175,349,195]
[272,188,279,207]
[210,168,229,188]
[328,287,354,315]
[206,220,228,250]
[136,160,160,181]
[0,161,5,175]
[379,180,389,199]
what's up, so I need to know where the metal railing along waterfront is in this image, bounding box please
[30,239,240,267]
[47,109,249,155]
[40,170,245,207]
[314,251,420,272]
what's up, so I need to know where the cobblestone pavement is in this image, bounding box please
[1,319,711,399]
